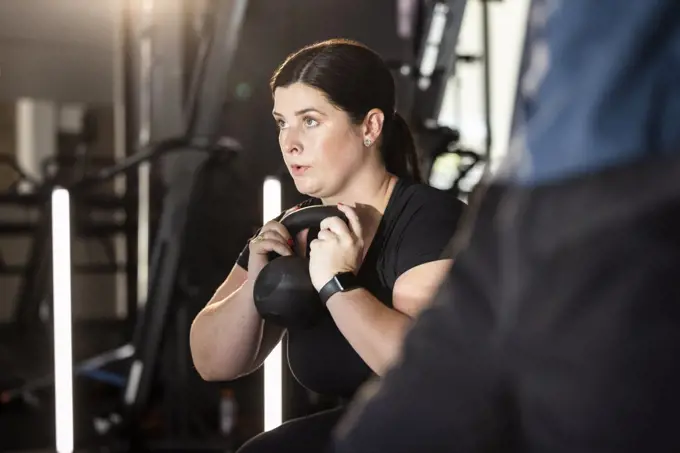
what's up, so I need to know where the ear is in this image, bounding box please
[361,109,385,147]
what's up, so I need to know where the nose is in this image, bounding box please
[280,128,302,155]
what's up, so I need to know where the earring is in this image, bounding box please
[364,138,372,147]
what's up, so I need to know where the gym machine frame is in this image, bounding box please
[409,0,494,194]
[110,0,251,448]
[0,1,249,450]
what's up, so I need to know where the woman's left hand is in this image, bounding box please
[309,203,364,291]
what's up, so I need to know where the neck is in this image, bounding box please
[322,165,396,213]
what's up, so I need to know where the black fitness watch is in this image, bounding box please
[318,272,361,305]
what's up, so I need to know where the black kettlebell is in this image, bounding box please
[253,205,348,330]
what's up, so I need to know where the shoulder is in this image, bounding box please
[406,181,464,207]
[389,179,466,228]
[384,180,465,277]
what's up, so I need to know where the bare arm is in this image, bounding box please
[190,219,295,381]
[311,203,454,376]
[189,264,285,381]
[326,259,452,376]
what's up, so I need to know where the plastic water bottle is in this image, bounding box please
[219,388,237,437]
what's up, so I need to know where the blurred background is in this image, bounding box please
[0,0,529,451]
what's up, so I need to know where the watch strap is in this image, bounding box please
[318,272,360,305]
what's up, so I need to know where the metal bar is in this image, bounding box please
[0,344,135,404]
[481,0,492,159]
[121,0,140,327]
[0,263,127,275]
[185,0,250,146]
[113,0,131,320]
[0,222,132,236]
[413,0,469,125]
[120,0,251,438]
[12,202,51,325]
[0,193,128,208]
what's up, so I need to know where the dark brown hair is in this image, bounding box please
[270,39,422,182]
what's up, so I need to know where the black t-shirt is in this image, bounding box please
[236,178,465,397]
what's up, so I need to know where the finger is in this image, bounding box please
[256,229,289,245]
[261,220,292,241]
[337,203,363,239]
[316,229,337,241]
[251,231,292,251]
[308,238,321,254]
[320,216,352,239]
[251,238,293,257]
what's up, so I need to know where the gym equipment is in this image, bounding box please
[253,205,349,330]
[110,1,252,449]
[1,1,249,448]
[405,0,492,191]
[411,0,469,128]
[425,127,486,197]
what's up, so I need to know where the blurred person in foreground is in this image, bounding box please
[331,1,680,452]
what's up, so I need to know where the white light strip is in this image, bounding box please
[262,176,282,431]
[52,188,74,453]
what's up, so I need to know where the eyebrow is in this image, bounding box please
[272,108,326,117]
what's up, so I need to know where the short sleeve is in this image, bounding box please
[235,241,252,270]
[394,196,465,278]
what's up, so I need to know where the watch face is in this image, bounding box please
[335,272,357,291]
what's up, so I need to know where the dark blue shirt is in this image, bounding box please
[500,0,680,185]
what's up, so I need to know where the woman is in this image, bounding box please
[190,38,466,452]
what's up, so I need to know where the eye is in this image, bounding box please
[275,119,287,129]
[303,117,319,128]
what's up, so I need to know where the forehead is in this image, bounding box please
[273,83,333,113]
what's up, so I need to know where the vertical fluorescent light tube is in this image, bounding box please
[262,176,282,431]
[52,188,74,453]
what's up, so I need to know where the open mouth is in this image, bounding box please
[290,165,310,176]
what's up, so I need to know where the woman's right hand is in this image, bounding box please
[247,220,294,282]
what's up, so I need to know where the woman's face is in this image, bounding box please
[273,83,367,199]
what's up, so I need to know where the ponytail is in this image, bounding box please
[381,112,423,183]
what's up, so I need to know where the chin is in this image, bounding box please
[293,177,330,199]
[292,178,318,196]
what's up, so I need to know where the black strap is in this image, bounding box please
[318,272,360,305]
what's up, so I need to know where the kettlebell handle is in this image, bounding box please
[264,205,348,262]
[280,205,349,245]
[253,205,349,329]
